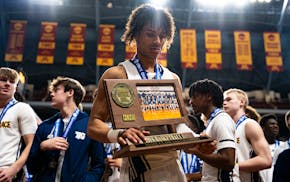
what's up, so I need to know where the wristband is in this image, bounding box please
[107,128,125,143]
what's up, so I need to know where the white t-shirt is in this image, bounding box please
[0,102,38,167]
[202,111,240,182]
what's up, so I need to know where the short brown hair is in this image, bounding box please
[121,4,176,49]
[49,77,85,106]
[0,67,19,84]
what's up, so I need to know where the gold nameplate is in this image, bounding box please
[111,83,135,108]
[122,114,136,122]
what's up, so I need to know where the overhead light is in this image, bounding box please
[149,0,169,8]
[107,2,113,8]
[29,0,63,6]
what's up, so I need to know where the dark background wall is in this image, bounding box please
[1,0,290,97]
[0,0,289,138]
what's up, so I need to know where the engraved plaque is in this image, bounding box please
[103,79,213,158]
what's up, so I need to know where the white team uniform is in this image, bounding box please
[259,140,287,182]
[0,102,38,167]
[202,111,240,182]
[236,118,260,182]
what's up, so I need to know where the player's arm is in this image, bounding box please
[187,147,235,171]
[1,134,34,181]
[239,121,272,172]
[87,65,147,144]
[88,66,125,143]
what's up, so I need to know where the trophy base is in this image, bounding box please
[113,134,214,158]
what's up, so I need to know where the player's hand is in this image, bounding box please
[107,157,122,168]
[118,128,150,145]
[199,132,217,154]
[40,137,69,151]
[0,167,16,182]
[184,133,217,155]
[199,140,217,154]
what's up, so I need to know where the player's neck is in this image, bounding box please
[0,97,13,108]
[137,54,156,72]
[60,103,78,118]
[233,110,245,123]
[204,105,217,120]
[266,135,276,144]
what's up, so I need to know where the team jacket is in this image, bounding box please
[27,112,105,182]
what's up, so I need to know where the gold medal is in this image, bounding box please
[111,83,134,108]
[48,157,58,169]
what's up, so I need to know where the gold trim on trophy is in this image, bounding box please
[111,83,135,108]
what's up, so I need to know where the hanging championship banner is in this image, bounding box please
[66,23,86,65]
[234,31,253,70]
[125,43,136,60]
[36,22,58,64]
[96,24,115,66]
[263,32,283,72]
[5,20,27,62]
[158,47,167,67]
[205,30,222,70]
[180,29,197,69]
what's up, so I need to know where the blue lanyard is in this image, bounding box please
[207,108,221,127]
[288,139,290,148]
[130,55,163,80]
[105,144,113,156]
[236,115,247,129]
[274,140,280,148]
[0,98,18,122]
[53,109,80,138]
[53,118,62,137]
[181,151,200,173]
[181,151,189,173]
[189,155,198,173]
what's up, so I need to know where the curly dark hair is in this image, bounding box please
[121,4,175,48]
[188,79,224,108]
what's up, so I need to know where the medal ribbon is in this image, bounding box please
[53,109,80,138]
[53,118,62,137]
[130,55,163,80]
[206,108,222,127]
[181,151,200,173]
[0,98,18,122]
[236,115,247,129]
[274,139,280,148]
[181,151,189,173]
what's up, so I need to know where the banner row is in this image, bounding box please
[5,20,283,72]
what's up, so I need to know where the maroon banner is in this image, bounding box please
[96,24,115,66]
[36,22,58,64]
[5,20,27,62]
[66,23,86,65]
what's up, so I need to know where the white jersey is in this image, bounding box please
[0,102,38,167]
[202,111,240,182]
[119,60,188,182]
[259,140,287,182]
[236,118,259,182]
[272,139,289,164]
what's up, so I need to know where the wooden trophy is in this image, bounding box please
[103,79,213,158]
